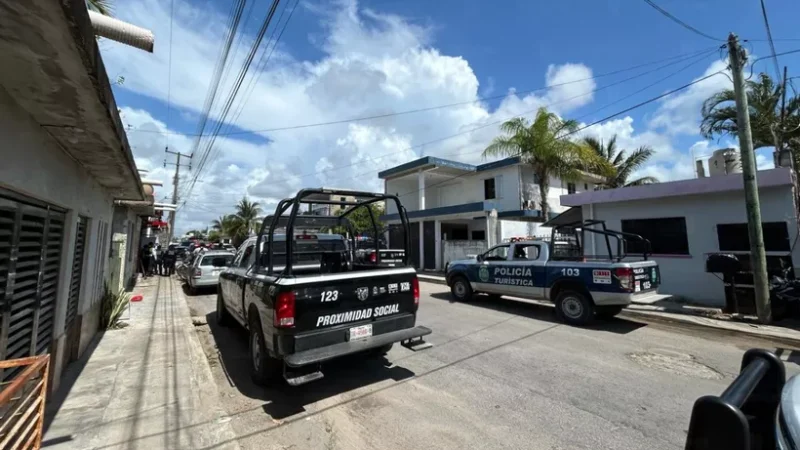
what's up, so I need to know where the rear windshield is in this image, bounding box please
[200,254,234,267]
[263,238,347,266]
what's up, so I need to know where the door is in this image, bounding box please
[0,194,65,381]
[423,221,435,270]
[492,243,546,298]
[473,244,511,294]
[224,242,255,323]
[409,223,420,269]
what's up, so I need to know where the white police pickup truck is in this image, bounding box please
[445,220,670,325]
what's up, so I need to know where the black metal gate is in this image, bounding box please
[65,217,87,329]
[0,194,65,376]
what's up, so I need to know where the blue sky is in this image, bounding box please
[100,0,800,233]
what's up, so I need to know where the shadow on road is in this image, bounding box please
[180,281,217,297]
[204,312,416,420]
[428,292,646,335]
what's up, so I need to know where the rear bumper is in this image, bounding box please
[283,325,432,367]
[593,290,671,305]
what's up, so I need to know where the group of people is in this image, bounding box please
[140,242,177,277]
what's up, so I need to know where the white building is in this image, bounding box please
[379,156,602,270]
[557,167,799,308]
[0,0,155,390]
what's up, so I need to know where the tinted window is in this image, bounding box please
[484,245,509,261]
[240,245,255,268]
[621,217,689,255]
[514,244,540,259]
[717,222,790,252]
[484,178,496,200]
[262,239,347,266]
[200,254,234,267]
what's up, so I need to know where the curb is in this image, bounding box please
[417,275,800,347]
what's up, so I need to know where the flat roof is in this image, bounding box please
[561,167,794,207]
[378,156,521,179]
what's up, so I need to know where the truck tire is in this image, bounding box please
[555,290,594,326]
[249,315,280,386]
[369,343,393,357]
[216,290,232,327]
[450,276,473,302]
[595,305,624,319]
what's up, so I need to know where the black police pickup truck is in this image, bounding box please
[217,189,431,386]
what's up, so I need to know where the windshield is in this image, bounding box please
[200,254,234,267]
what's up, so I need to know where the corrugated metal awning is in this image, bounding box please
[542,207,582,228]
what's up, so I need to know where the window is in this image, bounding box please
[717,222,790,252]
[584,183,589,191]
[340,197,346,202]
[471,230,485,240]
[484,178,496,199]
[483,245,509,261]
[513,244,540,260]
[240,244,255,268]
[200,254,234,267]
[621,217,689,255]
[567,183,576,194]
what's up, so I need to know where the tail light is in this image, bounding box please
[412,277,420,306]
[615,267,633,291]
[369,252,377,263]
[274,291,296,327]
[193,268,202,278]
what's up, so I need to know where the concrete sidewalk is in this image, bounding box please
[43,276,240,450]
[418,273,800,347]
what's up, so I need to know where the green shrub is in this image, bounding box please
[101,283,130,329]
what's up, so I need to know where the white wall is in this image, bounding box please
[583,186,799,306]
[0,87,115,340]
[385,177,418,214]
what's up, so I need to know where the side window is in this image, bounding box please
[232,245,247,267]
[240,244,255,268]
[483,245,509,261]
[513,244,540,260]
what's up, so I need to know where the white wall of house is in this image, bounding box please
[385,177,418,214]
[580,185,800,306]
[0,87,115,347]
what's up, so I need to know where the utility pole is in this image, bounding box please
[778,66,796,171]
[164,149,192,243]
[728,33,771,323]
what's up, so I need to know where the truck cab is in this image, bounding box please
[446,220,670,325]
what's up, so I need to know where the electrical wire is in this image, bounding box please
[128,47,719,138]
[182,0,284,204]
[759,0,781,80]
[188,48,719,194]
[642,0,723,42]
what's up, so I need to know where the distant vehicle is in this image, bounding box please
[222,243,236,252]
[217,189,431,387]
[445,220,669,326]
[184,250,235,295]
[354,239,405,267]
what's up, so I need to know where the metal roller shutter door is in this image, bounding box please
[0,195,65,380]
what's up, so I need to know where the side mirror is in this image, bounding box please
[476,254,483,262]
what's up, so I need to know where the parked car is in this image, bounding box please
[184,250,234,294]
[353,238,405,267]
[445,220,669,326]
[217,188,431,387]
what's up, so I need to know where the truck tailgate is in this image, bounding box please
[289,268,418,334]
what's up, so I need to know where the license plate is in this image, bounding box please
[349,324,372,341]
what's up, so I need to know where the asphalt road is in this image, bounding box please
[182,280,800,450]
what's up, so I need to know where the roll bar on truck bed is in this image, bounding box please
[254,188,413,276]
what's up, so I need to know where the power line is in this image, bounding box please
[179,52,722,213]
[642,0,723,42]
[127,47,719,138]
[181,0,284,204]
[759,0,781,79]
[189,48,719,193]
[391,69,726,201]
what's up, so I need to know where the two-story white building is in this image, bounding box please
[379,156,602,270]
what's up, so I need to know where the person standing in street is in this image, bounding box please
[163,245,176,276]
[155,244,164,276]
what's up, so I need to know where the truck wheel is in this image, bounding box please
[368,343,393,357]
[555,290,594,326]
[216,291,232,326]
[595,305,624,319]
[249,315,280,386]
[450,276,473,302]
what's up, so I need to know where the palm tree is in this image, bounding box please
[701,73,800,161]
[87,0,112,15]
[583,135,658,188]
[483,107,610,218]
[235,198,261,235]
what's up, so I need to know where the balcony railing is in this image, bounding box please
[0,355,50,449]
